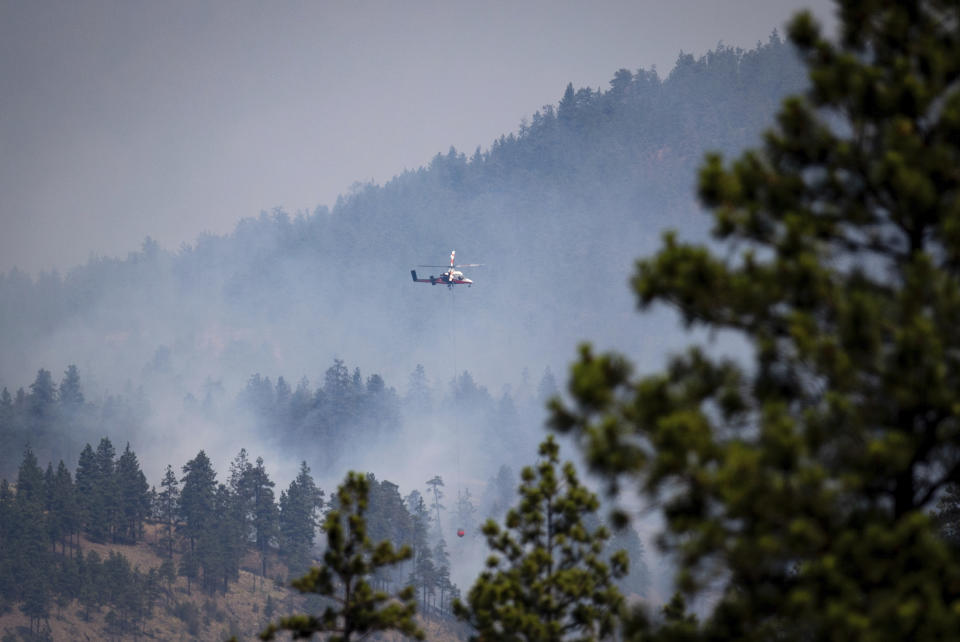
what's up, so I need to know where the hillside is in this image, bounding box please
[0,34,805,403]
[0,522,467,641]
[0,522,300,641]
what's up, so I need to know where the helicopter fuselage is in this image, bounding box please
[411,251,480,287]
[410,270,472,286]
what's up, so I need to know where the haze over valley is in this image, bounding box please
[0,2,842,638]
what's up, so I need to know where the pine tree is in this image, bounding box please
[454,436,627,641]
[43,461,55,510]
[116,443,150,543]
[261,471,424,641]
[246,456,280,579]
[93,437,118,542]
[198,483,243,593]
[157,464,180,558]
[279,461,324,574]
[14,448,53,634]
[228,448,252,531]
[549,2,960,639]
[180,450,217,553]
[43,461,66,552]
[433,537,454,614]
[365,476,410,591]
[58,364,84,411]
[15,446,45,507]
[53,461,79,554]
[28,368,57,421]
[74,443,98,539]
[405,490,432,604]
[324,358,352,432]
[425,474,445,533]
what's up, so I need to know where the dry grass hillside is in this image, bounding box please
[0,523,467,642]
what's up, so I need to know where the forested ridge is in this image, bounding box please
[0,435,649,640]
[0,358,558,486]
[0,34,805,402]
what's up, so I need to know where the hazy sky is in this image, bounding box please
[1,0,835,275]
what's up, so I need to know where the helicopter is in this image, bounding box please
[411,250,482,287]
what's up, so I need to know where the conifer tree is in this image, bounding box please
[28,368,57,421]
[116,443,150,543]
[454,436,627,641]
[405,490,432,603]
[549,1,960,639]
[53,461,79,553]
[261,471,424,641]
[227,448,253,546]
[365,476,410,590]
[58,364,84,411]
[425,474,445,533]
[180,450,217,553]
[44,460,76,553]
[43,461,55,510]
[157,464,180,558]
[74,444,97,537]
[15,446,45,507]
[279,461,324,573]
[198,483,244,593]
[410,537,437,609]
[93,437,118,542]
[14,448,53,633]
[433,537,455,614]
[246,456,280,579]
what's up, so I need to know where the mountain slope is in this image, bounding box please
[0,35,805,476]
